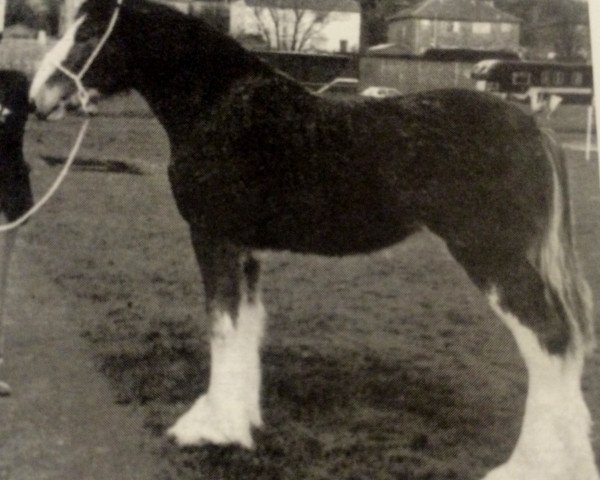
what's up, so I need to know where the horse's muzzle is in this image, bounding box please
[30,83,71,121]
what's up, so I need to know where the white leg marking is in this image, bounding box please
[29,15,86,101]
[484,289,599,480]
[168,298,265,448]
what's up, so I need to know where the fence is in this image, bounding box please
[360,56,477,94]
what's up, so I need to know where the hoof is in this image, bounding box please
[0,380,11,397]
[167,395,255,449]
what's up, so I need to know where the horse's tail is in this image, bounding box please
[538,128,595,354]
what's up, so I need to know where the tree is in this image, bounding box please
[535,0,588,60]
[250,0,334,52]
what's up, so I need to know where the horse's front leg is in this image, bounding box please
[168,233,265,448]
[0,225,17,396]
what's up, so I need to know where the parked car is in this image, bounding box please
[316,78,359,96]
[360,86,402,98]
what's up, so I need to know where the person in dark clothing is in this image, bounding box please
[0,70,33,396]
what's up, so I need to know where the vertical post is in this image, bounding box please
[0,0,6,40]
[586,103,594,162]
[589,1,600,187]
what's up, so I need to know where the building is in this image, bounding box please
[387,0,521,55]
[360,46,518,94]
[230,0,361,53]
[361,0,522,95]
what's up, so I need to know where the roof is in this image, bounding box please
[389,0,520,23]
[366,44,521,62]
[243,0,361,13]
[366,43,413,56]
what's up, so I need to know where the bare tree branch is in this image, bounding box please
[298,10,330,51]
[250,0,334,52]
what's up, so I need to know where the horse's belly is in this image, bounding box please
[237,203,419,255]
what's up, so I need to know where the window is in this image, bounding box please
[445,21,460,33]
[472,22,491,34]
[572,71,584,86]
[512,71,531,86]
[421,19,431,28]
[553,71,565,86]
[541,70,552,86]
[500,23,512,33]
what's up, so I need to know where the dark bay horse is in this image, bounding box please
[29,1,598,478]
[0,70,33,394]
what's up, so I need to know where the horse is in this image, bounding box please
[0,70,34,395]
[28,1,599,478]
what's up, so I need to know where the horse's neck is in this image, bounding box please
[126,14,274,143]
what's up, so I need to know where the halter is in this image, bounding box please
[0,2,124,232]
[54,0,124,113]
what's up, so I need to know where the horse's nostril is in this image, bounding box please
[34,108,50,121]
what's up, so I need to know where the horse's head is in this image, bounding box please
[30,0,133,120]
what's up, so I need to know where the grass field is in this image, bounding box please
[16,95,600,479]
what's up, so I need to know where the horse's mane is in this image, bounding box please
[88,0,281,85]
[77,0,226,38]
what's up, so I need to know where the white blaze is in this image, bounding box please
[29,15,86,101]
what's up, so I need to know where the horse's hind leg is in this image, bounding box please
[485,272,596,479]
[451,238,598,479]
[168,234,265,448]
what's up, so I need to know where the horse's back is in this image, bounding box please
[172,81,552,256]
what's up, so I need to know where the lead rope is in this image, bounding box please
[0,118,90,233]
[0,119,89,395]
[0,0,121,232]
[0,0,123,394]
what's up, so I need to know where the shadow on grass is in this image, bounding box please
[41,155,145,175]
[87,309,497,479]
